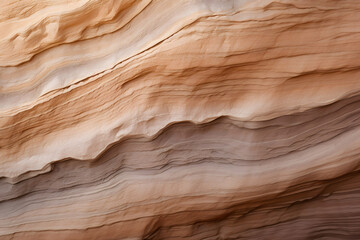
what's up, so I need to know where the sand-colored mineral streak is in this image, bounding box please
[1,0,360,239]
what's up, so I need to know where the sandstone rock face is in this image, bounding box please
[1,0,360,239]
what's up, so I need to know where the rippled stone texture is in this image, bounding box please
[1,0,360,239]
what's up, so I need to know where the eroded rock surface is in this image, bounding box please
[1,0,360,239]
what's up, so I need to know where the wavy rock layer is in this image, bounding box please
[1,0,360,239]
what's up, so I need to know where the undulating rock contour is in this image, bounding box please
[1,0,360,239]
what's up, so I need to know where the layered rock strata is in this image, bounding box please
[1,0,360,239]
